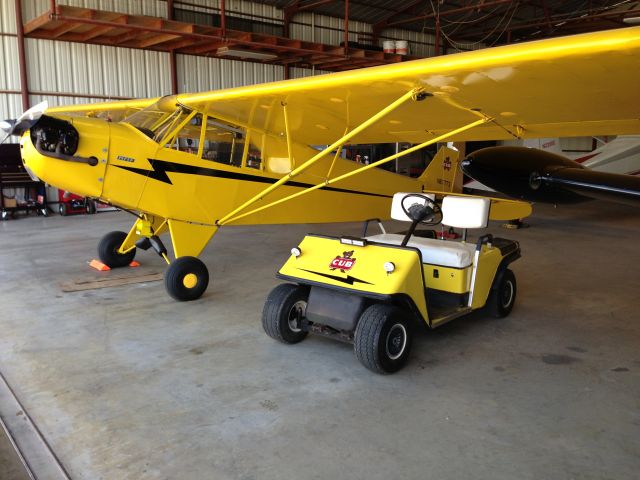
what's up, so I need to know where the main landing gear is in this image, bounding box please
[96,227,211,302]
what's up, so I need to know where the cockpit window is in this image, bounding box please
[122,101,192,143]
[201,118,245,167]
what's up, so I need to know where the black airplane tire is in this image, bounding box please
[58,203,67,216]
[98,230,136,268]
[487,268,517,318]
[262,284,309,344]
[354,304,413,374]
[165,256,209,301]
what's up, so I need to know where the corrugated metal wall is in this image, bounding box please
[26,39,172,99]
[177,55,283,92]
[22,0,167,23]
[0,1,22,120]
[178,0,283,21]
[290,12,371,45]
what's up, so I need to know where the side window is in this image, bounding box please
[173,114,202,155]
[202,118,245,167]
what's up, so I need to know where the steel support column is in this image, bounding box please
[15,0,30,110]
[168,0,178,94]
[220,0,226,37]
[344,0,349,55]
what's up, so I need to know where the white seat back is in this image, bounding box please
[391,192,436,222]
[441,196,490,229]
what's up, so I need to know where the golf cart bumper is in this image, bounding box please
[278,234,428,331]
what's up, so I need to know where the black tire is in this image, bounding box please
[164,256,209,301]
[354,304,413,374]
[58,203,67,216]
[487,268,517,318]
[262,284,309,344]
[98,230,136,268]
[86,200,97,214]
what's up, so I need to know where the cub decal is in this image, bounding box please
[330,251,356,273]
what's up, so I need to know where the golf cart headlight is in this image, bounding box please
[291,247,302,258]
[384,261,395,273]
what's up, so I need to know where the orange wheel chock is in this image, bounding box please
[89,259,111,271]
[129,261,141,267]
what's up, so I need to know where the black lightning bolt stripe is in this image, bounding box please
[114,159,392,199]
[298,268,374,286]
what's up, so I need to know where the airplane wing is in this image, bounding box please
[176,27,640,145]
[47,97,159,122]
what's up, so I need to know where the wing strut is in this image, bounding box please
[215,88,423,226]
[219,116,491,226]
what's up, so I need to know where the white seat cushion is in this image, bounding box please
[366,233,475,268]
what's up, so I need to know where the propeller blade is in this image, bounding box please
[0,119,16,145]
[0,101,49,144]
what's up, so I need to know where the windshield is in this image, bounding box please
[122,100,192,143]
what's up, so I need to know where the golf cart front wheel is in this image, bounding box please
[488,268,517,318]
[98,230,136,268]
[165,256,209,301]
[262,283,309,344]
[354,304,413,374]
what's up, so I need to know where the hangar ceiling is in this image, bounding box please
[268,0,640,46]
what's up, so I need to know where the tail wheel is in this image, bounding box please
[262,284,309,344]
[354,304,413,374]
[487,268,517,318]
[98,230,136,268]
[165,256,209,301]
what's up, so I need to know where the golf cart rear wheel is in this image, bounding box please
[165,256,209,301]
[354,304,413,374]
[262,284,309,344]
[488,268,517,318]
[98,230,136,268]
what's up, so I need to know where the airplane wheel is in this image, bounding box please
[354,304,413,374]
[98,230,136,268]
[86,201,97,214]
[262,284,309,344]
[58,203,68,216]
[165,256,209,301]
[487,268,517,318]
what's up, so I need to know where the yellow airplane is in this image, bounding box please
[1,27,639,301]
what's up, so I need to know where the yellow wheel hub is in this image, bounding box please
[183,273,198,289]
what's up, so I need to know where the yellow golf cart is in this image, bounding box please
[262,193,521,374]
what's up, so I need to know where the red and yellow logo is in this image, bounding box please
[330,250,356,273]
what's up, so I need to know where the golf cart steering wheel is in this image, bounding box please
[401,193,442,226]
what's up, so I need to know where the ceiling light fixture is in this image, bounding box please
[216,47,278,61]
[623,16,640,24]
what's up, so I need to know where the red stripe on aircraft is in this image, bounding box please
[574,153,599,164]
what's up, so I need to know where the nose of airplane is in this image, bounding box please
[17,109,111,199]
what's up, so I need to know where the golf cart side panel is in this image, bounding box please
[422,263,471,294]
[470,240,521,309]
[278,234,429,322]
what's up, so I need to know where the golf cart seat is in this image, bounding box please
[366,194,490,269]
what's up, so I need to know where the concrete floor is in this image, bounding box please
[0,201,638,480]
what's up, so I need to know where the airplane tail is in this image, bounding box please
[417,146,462,193]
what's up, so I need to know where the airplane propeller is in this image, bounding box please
[0,101,48,144]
